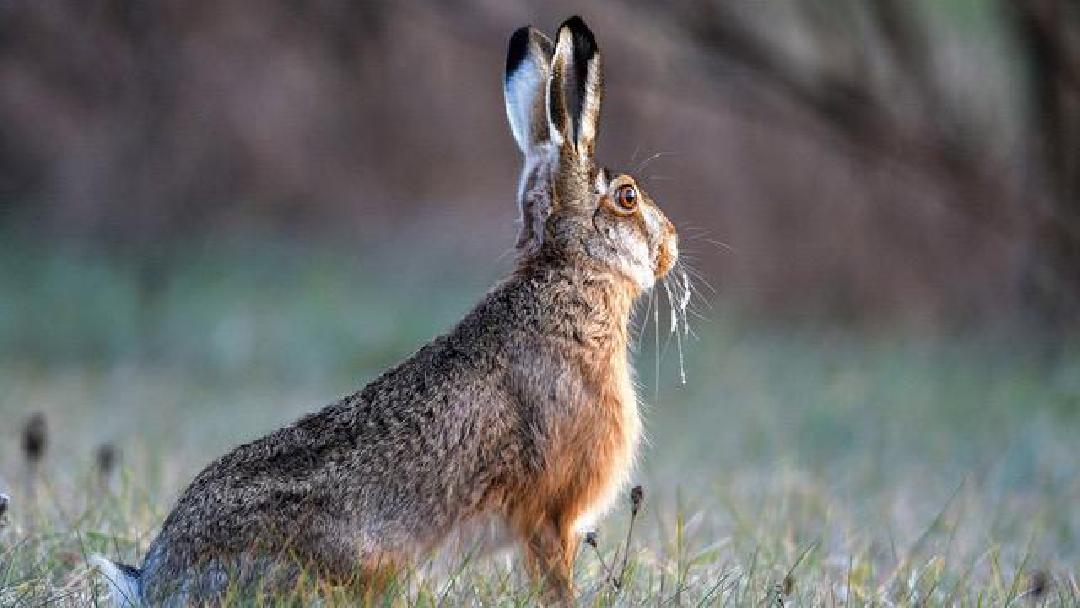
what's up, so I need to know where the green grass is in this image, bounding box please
[1,238,1078,605]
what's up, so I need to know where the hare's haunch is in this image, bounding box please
[93,15,678,606]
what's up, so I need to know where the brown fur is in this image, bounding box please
[94,16,677,607]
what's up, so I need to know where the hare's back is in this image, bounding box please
[152,333,519,567]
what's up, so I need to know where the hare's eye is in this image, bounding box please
[615,185,638,211]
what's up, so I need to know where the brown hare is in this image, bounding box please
[92,15,677,606]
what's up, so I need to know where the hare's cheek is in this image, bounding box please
[590,212,654,288]
[606,226,652,288]
[621,235,654,289]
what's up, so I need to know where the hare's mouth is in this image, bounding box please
[654,235,678,279]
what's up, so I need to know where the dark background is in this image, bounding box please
[3,0,1078,331]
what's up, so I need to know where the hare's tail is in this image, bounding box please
[90,554,142,607]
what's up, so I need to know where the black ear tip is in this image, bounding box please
[506,26,532,77]
[559,16,593,38]
[560,15,589,33]
[558,15,597,55]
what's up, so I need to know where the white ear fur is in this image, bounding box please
[506,26,558,252]
[504,27,554,156]
[576,43,602,154]
[547,16,602,158]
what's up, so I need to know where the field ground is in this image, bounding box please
[1,239,1078,605]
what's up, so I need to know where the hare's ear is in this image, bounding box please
[505,26,554,155]
[548,16,602,159]
[506,26,557,253]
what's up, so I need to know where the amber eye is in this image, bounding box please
[615,184,638,211]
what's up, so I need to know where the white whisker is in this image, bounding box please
[678,269,691,338]
[653,287,660,405]
[702,238,738,254]
[687,308,710,323]
[635,285,656,352]
[660,276,687,385]
[635,151,679,174]
[680,263,719,296]
[662,277,677,336]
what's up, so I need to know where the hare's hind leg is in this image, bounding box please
[517,516,578,605]
[346,556,405,602]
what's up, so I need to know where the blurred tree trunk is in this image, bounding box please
[1010,0,1080,331]
[664,0,1080,330]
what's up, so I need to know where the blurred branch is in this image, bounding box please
[664,0,1016,235]
[650,0,1080,326]
[1008,0,1080,324]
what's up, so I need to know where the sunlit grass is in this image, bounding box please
[1,239,1078,605]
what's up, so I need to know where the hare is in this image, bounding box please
[92,15,677,606]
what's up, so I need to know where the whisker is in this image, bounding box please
[495,245,518,263]
[658,280,676,358]
[674,307,687,385]
[680,263,719,295]
[702,238,738,254]
[685,283,715,311]
[687,308,711,323]
[679,228,739,256]
[662,276,677,336]
[674,258,713,293]
[635,151,680,174]
[660,276,687,384]
[635,285,656,351]
[653,287,660,405]
[678,269,692,336]
[680,223,710,233]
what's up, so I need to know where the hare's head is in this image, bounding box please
[504,16,677,292]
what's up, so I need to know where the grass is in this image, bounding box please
[1,236,1078,605]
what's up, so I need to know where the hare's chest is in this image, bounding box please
[573,360,642,532]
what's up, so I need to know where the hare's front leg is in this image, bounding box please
[519,517,578,605]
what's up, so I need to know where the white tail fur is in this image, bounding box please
[90,554,141,607]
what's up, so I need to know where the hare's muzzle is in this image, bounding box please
[654,219,678,279]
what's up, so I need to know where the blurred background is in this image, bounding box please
[2,0,1079,331]
[1,0,1079,600]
